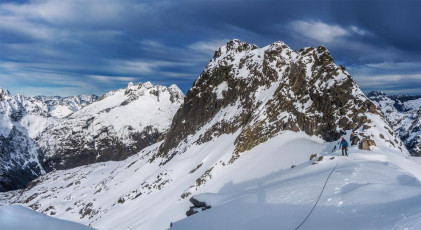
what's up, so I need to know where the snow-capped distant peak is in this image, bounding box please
[368,90,421,156]
[0,87,11,101]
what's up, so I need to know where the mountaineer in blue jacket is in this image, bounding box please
[339,137,349,156]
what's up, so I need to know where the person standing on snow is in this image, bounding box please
[339,137,349,156]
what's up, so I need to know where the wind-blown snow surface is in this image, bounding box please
[1,131,420,229]
[172,150,421,229]
[0,205,94,230]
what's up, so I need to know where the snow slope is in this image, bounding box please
[1,132,420,229]
[172,145,421,230]
[0,205,94,230]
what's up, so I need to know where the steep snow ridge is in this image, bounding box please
[79,82,180,133]
[37,82,184,170]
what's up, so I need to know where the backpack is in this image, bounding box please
[342,140,348,148]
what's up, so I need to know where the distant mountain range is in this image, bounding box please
[368,91,421,156]
[0,82,184,191]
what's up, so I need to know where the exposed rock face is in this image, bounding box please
[368,91,421,156]
[0,127,45,192]
[359,137,376,150]
[158,40,402,162]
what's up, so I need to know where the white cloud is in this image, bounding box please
[88,75,136,82]
[290,20,349,43]
[188,39,230,53]
[139,40,164,49]
[364,62,421,70]
[289,20,370,44]
[350,26,367,36]
[0,0,147,25]
[355,74,421,84]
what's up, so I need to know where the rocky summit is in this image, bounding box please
[368,91,421,156]
[158,39,405,162]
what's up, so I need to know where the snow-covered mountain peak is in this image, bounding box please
[0,83,183,191]
[37,82,184,171]
[212,39,259,60]
[0,87,11,101]
[143,81,154,89]
[160,40,405,161]
[367,90,387,97]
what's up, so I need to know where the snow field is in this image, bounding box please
[172,145,421,230]
[0,205,94,230]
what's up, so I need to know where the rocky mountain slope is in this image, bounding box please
[0,89,97,192]
[37,82,184,171]
[0,82,183,191]
[368,91,421,156]
[159,40,405,160]
[1,40,416,230]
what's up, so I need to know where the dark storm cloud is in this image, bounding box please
[0,0,420,96]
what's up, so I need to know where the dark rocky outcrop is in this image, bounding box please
[186,197,211,217]
[359,137,376,150]
[40,125,162,171]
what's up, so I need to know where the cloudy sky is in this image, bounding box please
[0,0,420,96]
